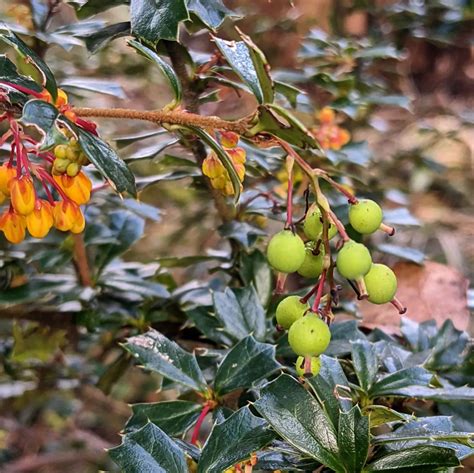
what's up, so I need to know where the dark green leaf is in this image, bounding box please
[187,0,236,30]
[128,40,182,103]
[29,0,50,29]
[83,22,130,54]
[326,320,366,356]
[363,405,408,428]
[238,250,272,306]
[337,406,369,473]
[254,374,343,470]
[0,55,42,93]
[212,286,266,342]
[218,221,266,248]
[214,336,280,395]
[382,385,474,401]
[75,0,128,19]
[75,127,136,196]
[0,277,65,304]
[365,445,459,471]
[0,30,57,100]
[186,307,235,347]
[158,255,228,268]
[108,422,188,473]
[123,329,208,392]
[130,0,189,44]
[352,339,378,392]
[370,367,433,398]
[125,400,202,436]
[307,355,352,426]
[274,80,304,108]
[198,406,276,473]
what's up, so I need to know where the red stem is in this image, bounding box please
[300,285,317,304]
[191,403,212,445]
[311,270,327,312]
[0,81,44,99]
[285,156,294,228]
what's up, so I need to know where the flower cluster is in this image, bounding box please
[202,132,246,196]
[311,107,350,150]
[0,90,93,244]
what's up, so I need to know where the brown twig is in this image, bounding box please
[72,233,93,287]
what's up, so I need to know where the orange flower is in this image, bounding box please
[0,164,16,195]
[318,107,336,124]
[10,176,35,215]
[55,89,68,107]
[227,147,246,165]
[233,162,245,182]
[26,200,54,238]
[0,211,26,244]
[202,153,226,179]
[38,89,53,103]
[220,131,239,148]
[53,172,92,205]
[53,200,83,232]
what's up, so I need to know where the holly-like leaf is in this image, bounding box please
[197,406,276,473]
[125,400,202,436]
[212,286,266,342]
[352,339,378,393]
[214,336,281,395]
[75,0,128,19]
[369,367,433,398]
[214,36,272,104]
[0,55,42,93]
[218,221,266,248]
[130,0,189,44]
[128,40,182,103]
[109,422,188,473]
[75,126,136,196]
[363,405,408,428]
[0,30,57,100]
[365,445,459,471]
[123,329,208,393]
[83,22,131,53]
[254,374,343,471]
[307,355,352,426]
[337,406,369,473]
[187,0,237,30]
[238,250,273,306]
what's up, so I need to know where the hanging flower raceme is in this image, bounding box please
[311,107,351,151]
[202,132,247,196]
[0,88,95,244]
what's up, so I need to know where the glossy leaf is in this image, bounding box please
[198,406,275,473]
[337,406,369,473]
[214,336,280,395]
[60,77,126,98]
[109,422,188,473]
[212,286,266,342]
[352,339,378,392]
[130,0,189,44]
[187,0,236,30]
[254,374,343,470]
[238,250,273,306]
[377,243,425,264]
[363,405,408,428]
[370,367,433,398]
[76,0,128,19]
[123,329,208,393]
[83,22,131,53]
[128,40,182,103]
[0,55,42,93]
[218,221,266,248]
[125,400,202,436]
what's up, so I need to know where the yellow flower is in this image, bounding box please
[202,153,226,179]
[10,176,36,216]
[53,200,83,232]
[26,200,54,238]
[53,172,92,205]
[317,107,336,124]
[220,131,239,148]
[227,147,246,165]
[0,211,26,244]
[0,164,16,195]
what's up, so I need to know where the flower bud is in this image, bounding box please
[53,172,92,205]
[233,162,245,182]
[55,88,68,107]
[53,200,82,232]
[10,176,36,215]
[0,164,16,195]
[227,147,246,165]
[220,131,239,148]
[26,200,54,238]
[0,211,26,244]
[318,107,335,124]
[202,153,225,179]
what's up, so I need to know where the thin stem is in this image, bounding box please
[319,173,358,204]
[72,233,93,287]
[73,107,249,134]
[300,284,318,304]
[191,402,212,445]
[285,154,294,228]
[379,222,395,236]
[311,270,327,312]
[391,297,407,314]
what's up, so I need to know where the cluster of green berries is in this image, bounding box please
[52,138,89,177]
[268,199,400,376]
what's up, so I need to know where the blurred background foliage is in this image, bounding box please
[0,0,472,471]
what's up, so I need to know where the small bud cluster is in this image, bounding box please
[0,89,94,244]
[202,132,246,196]
[311,107,350,150]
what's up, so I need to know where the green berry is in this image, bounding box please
[66,162,80,177]
[295,355,321,377]
[364,263,397,304]
[288,313,331,356]
[336,240,372,280]
[303,205,337,240]
[53,158,70,173]
[267,230,306,273]
[54,145,68,160]
[66,146,80,162]
[297,244,325,278]
[275,295,308,329]
[78,152,89,166]
[349,199,383,234]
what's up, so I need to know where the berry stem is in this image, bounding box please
[327,208,350,242]
[319,173,358,204]
[285,154,295,228]
[244,465,253,473]
[191,402,213,446]
[390,297,407,314]
[379,222,395,236]
[304,355,312,376]
[311,270,327,312]
[274,273,288,294]
[355,277,368,299]
[300,285,317,304]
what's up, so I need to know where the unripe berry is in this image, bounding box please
[349,199,383,234]
[295,355,321,377]
[364,263,397,304]
[288,313,331,356]
[54,144,68,160]
[336,240,372,280]
[297,244,325,279]
[267,230,306,273]
[303,205,337,241]
[66,146,80,162]
[66,162,80,177]
[53,158,70,174]
[275,295,308,329]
